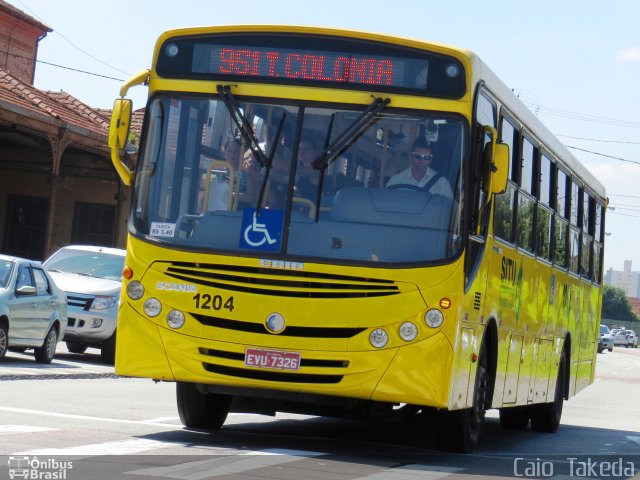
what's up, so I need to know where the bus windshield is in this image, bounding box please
[132,94,465,265]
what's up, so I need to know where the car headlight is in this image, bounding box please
[90,295,117,311]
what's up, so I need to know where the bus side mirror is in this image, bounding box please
[109,98,133,150]
[481,132,509,195]
[491,143,509,194]
[108,98,134,186]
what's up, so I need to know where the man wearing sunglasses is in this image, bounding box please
[386,137,453,198]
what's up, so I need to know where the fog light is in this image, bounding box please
[369,328,389,348]
[127,281,144,300]
[398,322,418,341]
[166,310,185,329]
[90,318,103,328]
[425,308,444,328]
[144,297,162,317]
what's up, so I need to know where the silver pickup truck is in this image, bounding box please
[44,245,125,364]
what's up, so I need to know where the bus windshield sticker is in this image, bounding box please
[150,222,176,238]
[240,209,284,252]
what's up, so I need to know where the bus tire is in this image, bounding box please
[435,349,490,453]
[176,382,231,429]
[499,406,530,429]
[530,350,566,433]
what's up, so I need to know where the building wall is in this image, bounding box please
[0,8,46,84]
[605,260,640,298]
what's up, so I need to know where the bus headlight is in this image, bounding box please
[144,297,162,317]
[425,308,444,328]
[127,281,144,300]
[369,328,389,348]
[398,322,418,341]
[166,310,185,329]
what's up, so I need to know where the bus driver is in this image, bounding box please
[386,137,453,198]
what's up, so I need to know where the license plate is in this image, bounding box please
[244,348,301,371]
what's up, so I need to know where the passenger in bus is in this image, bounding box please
[386,137,453,198]
[203,136,260,211]
[294,134,361,205]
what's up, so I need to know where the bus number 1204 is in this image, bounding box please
[193,293,235,312]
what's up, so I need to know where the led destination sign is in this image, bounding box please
[156,33,466,97]
[195,45,413,88]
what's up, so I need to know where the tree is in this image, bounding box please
[602,285,639,323]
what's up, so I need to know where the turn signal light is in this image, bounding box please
[123,265,133,279]
[439,298,451,309]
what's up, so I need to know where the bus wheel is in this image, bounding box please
[499,406,530,429]
[176,382,231,429]
[435,354,490,453]
[530,350,566,433]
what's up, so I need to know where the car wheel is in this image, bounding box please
[100,331,116,365]
[0,323,8,360]
[608,347,613,352]
[66,341,88,354]
[34,326,58,364]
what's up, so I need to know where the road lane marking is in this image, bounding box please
[0,425,57,434]
[0,406,178,428]
[353,464,464,480]
[143,416,181,424]
[127,449,324,479]
[16,438,169,455]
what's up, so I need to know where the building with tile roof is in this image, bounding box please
[0,0,131,259]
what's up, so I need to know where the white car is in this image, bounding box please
[624,330,638,348]
[0,254,67,363]
[611,328,639,348]
[43,245,125,364]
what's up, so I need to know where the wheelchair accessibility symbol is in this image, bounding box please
[240,209,284,251]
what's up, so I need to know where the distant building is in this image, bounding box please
[605,260,640,298]
[0,0,140,259]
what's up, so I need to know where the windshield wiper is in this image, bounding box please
[311,96,390,221]
[255,112,287,215]
[216,85,268,168]
[311,96,390,172]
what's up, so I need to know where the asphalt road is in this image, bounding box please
[0,345,639,479]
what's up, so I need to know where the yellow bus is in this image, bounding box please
[109,25,606,452]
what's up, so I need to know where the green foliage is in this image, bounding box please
[602,284,640,322]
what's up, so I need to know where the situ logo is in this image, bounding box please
[8,456,73,479]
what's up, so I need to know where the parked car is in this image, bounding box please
[613,328,638,347]
[43,246,125,364]
[624,330,638,348]
[0,254,67,363]
[598,324,614,353]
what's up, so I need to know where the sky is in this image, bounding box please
[5,0,640,274]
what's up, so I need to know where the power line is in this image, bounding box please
[12,0,130,76]
[564,146,640,165]
[609,194,640,199]
[36,60,124,82]
[3,50,125,82]
[520,99,640,128]
[557,134,640,145]
[609,211,640,218]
